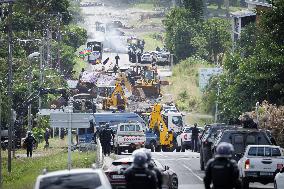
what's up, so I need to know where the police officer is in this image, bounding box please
[204,142,241,189]
[24,131,37,157]
[124,151,158,189]
[191,123,199,152]
[138,148,163,189]
[100,123,114,156]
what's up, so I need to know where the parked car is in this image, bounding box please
[34,169,112,189]
[212,128,272,162]
[238,145,284,189]
[180,126,203,152]
[105,156,178,189]
[141,53,152,63]
[275,167,284,189]
[199,123,233,170]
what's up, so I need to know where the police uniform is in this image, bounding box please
[124,164,158,189]
[149,162,163,189]
[204,142,241,189]
[100,126,114,156]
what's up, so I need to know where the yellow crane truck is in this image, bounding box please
[147,103,184,152]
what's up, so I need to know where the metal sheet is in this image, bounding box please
[50,113,90,128]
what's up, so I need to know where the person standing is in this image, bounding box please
[100,123,114,156]
[191,123,199,152]
[44,128,50,147]
[124,151,158,189]
[24,131,37,157]
[115,54,120,66]
[204,142,241,189]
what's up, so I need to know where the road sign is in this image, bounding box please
[50,113,90,128]
[199,68,223,91]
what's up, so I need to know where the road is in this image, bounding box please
[115,151,274,189]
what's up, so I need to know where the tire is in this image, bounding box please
[156,145,161,152]
[117,147,121,155]
[200,150,205,171]
[241,177,249,189]
[170,175,178,189]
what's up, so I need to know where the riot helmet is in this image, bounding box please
[133,151,148,168]
[215,142,234,158]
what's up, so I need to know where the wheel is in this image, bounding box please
[170,175,178,189]
[156,145,161,152]
[116,147,121,155]
[200,150,204,171]
[241,177,249,189]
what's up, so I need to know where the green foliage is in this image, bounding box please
[62,25,87,50]
[204,4,284,121]
[164,8,230,62]
[3,149,96,189]
[0,0,86,126]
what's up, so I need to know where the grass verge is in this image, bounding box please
[140,32,164,52]
[2,138,96,189]
[161,57,214,124]
[73,45,87,78]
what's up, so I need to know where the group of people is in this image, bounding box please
[23,128,50,157]
[124,142,241,189]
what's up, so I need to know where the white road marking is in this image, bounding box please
[183,164,203,182]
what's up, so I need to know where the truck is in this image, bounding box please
[146,103,184,152]
[114,122,146,155]
[87,41,103,65]
[238,145,284,189]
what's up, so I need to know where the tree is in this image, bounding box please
[183,0,204,20]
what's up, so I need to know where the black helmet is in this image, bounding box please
[105,123,110,128]
[215,142,234,158]
[133,148,151,163]
[133,151,147,168]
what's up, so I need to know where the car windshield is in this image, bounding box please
[248,147,281,157]
[39,173,101,189]
[184,128,192,133]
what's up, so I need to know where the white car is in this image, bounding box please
[34,168,112,189]
[141,53,152,63]
[238,145,284,189]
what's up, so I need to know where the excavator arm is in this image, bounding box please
[103,81,127,110]
[148,104,173,147]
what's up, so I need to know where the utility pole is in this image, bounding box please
[5,0,15,173]
[39,44,43,110]
[0,80,2,187]
[56,12,62,73]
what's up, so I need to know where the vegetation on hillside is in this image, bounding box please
[0,0,87,128]
[204,0,284,122]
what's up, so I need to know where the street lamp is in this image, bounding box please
[27,52,40,131]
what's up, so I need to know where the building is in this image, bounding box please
[231,0,272,43]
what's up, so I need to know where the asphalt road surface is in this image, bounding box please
[116,151,274,189]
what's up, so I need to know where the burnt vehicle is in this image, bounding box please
[211,128,272,162]
[199,123,234,170]
[105,156,178,189]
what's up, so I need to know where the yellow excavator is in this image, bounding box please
[102,81,127,111]
[148,103,174,151]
